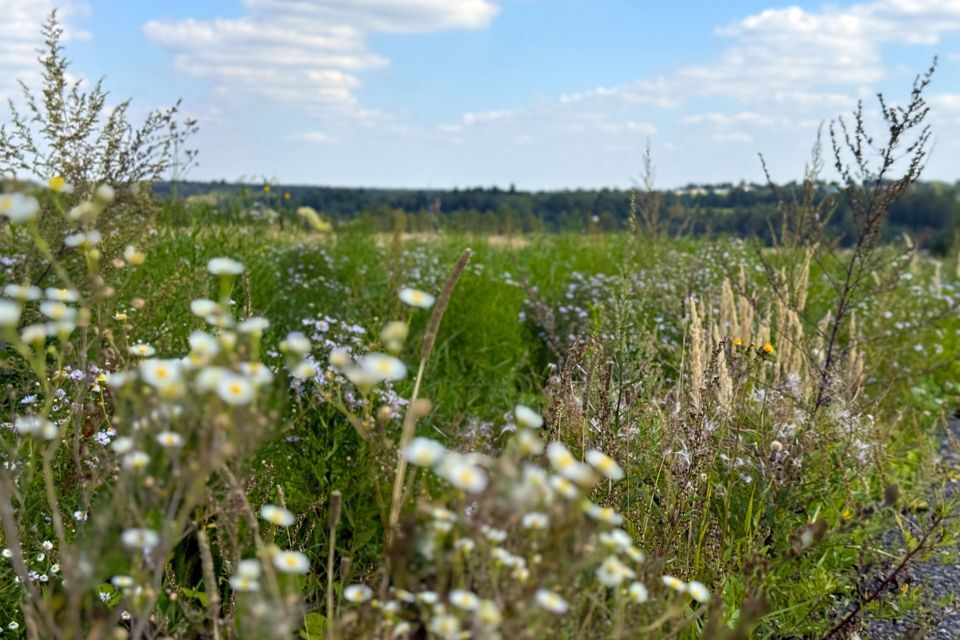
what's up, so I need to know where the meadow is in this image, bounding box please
[0,14,959,640]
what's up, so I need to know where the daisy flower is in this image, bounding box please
[398,287,435,309]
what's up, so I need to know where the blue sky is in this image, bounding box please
[3,0,960,189]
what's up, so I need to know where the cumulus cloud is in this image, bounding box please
[143,0,498,122]
[0,1,91,99]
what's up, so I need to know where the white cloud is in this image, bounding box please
[284,131,335,144]
[0,1,91,99]
[143,0,498,120]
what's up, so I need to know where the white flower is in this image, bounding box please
[123,245,145,266]
[129,343,156,357]
[344,366,380,390]
[521,512,549,530]
[111,575,135,589]
[516,429,544,455]
[0,300,22,328]
[398,287,435,309]
[290,360,316,380]
[260,505,295,527]
[328,347,351,370]
[41,540,53,551]
[95,184,115,203]
[549,474,579,499]
[187,331,219,365]
[629,582,649,603]
[273,550,309,574]
[598,528,633,551]
[207,257,244,275]
[515,404,544,429]
[216,373,254,405]
[64,230,102,248]
[358,353,407,382]
[39,301,76,321]
[111,437,134,454]
[661,575,687,593]
[121,528,159,550]
[195,366,228,393]
[280,331,312,356]
[21,324,46,344]
[190,299,219,317]
[44,288,79,302]
[238,317,269,334]
[586,449,624,481]
[438,458,488,493]
[236,559,261,579]
[428,614,460,639]
[687,580,710,603]
[534,589,568,614]
[239,362,274,386]
[404,437,446,467]
[139,359,182,388]
[596,555,635,587]
[547,442,597,487]
[14,415,55,439]
[0,193,39,223]
[343,584,374,603]
[229,575,260,592]
[4,285,41,301]
[449,589,480,611]
[583,502,624,526]
[155,431,184,448]
[122,451,150,471]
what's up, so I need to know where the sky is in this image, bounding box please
[2,0,960,190]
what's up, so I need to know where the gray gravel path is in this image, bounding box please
[862,419,960,640]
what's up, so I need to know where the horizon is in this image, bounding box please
[3,1,960,190]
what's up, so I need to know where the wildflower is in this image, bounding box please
[48,176,72,193]
[39,301,76,322]
[216,374,254,405]
[625,545,646,563]
[417,591,439,605]
[0,193,40,223]
[240,361,274,386]
[238,317,269,334]
[454,538,476,553]
[583,502,624,526]
[380,320,409,352]
[358,353,407,382]
[121,528,159,550]
[273,550,310,574]
[8,621,20,631]
[586,449,624,481]
[329,347,351,370]
[687,580,710,603]
[428,614,460,639]
[190,299,219,317]
[763,342,775,355]
[207,257,244,275]
[41,541,53,551]
[629,582,649,603]
[534,589,569,614]
[123,245,145,266]
[521,512,549,530]
[111,575,135,589]
[73,511,88,522]
[449,589,480,611]
[598,528,633,552]
[343,584,373,603]
[260,505,295,527]
[291,360,316,379]
[236,559,261,579]
[516,429,544,455]
[139,359,182,388]
[596,555,635,587]
[4,285,41,301]
[94,184,115,203]
[515,404,544,429]
[21,324,46,344]
[14,415,56,439]
[280,331,311,356]
[548,442,597,488]
[438,458,488,493]
[732,338,742,347]
[476,599,502,627]
[404,437,446,467]
[64,230,102,248]
[661,575,687,593]
[0,300,22,328]
[129,343,156,358]
[549,475,579,499]
[1,549,10,558]
[187,331,219,366]
[398,287,435,309]
[122,451,150,471]
[45,288,79,302]
[482,526,508,544]
[155,431,184,448]
[229,575,260,592]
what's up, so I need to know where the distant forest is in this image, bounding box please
[157,180,960,253]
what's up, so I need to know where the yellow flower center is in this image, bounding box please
[229,383,243,396]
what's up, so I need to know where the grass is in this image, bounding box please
[0,193,958,639]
